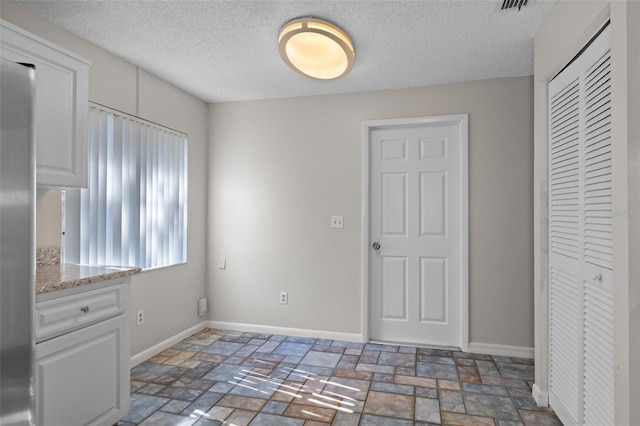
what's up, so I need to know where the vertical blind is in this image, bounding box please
[78,106,187,269]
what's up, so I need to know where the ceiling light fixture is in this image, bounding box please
[278,17,355,80]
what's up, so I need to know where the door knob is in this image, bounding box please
[593,273,603,282]
[372,242,381,250]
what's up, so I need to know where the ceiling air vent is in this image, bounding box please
[501,0,528,10]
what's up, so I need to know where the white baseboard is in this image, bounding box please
[208,320,362,343]
[468,342,534,359]
[130,321,208,368]
[532,383,549,407]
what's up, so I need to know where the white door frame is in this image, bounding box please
[361,114,469,351]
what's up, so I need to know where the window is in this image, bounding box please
[65,105,188,269]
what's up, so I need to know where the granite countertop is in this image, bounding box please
[36,263,142,294]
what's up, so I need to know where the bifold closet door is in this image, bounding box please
[549,47,582,426]
[548,24,613,426]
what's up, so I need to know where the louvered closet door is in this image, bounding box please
[581,30,613,426]
[548,62,582,426]
[548,24,613,426]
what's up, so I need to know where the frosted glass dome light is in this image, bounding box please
[278,18,355,80]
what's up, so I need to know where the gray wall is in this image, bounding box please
[1,2,210,356]
[209,77,535,348]
[4,0,539,355]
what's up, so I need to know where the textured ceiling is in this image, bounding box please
[15,0,556,103]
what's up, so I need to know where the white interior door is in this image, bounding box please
[548,24,613,426]
[365,115,468,349]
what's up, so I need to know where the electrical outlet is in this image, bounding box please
[331,215,344,229]
[279,292,288,305]
[136,310,144,326]
[218,256,226,269]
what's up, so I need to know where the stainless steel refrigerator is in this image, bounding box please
[0,58,36,425]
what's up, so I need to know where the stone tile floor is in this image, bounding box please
[118,328,562,425]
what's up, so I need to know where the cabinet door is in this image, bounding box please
[35,314,130,426]
[0,21,89,187]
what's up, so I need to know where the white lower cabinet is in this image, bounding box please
[35,282,130,426]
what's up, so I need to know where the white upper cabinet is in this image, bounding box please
[1,20,90,187]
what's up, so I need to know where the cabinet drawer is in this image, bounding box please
[36,283,127,342]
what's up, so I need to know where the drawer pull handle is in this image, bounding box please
[80,306,90,313]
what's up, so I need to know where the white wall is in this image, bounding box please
[625,5,640,423]
[533,1,639,422]
[35,189,61,247]
[209,77,535,348]
[1,2,210,356]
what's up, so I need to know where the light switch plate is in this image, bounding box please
[218,256,226,269]
[331,216,344,229]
